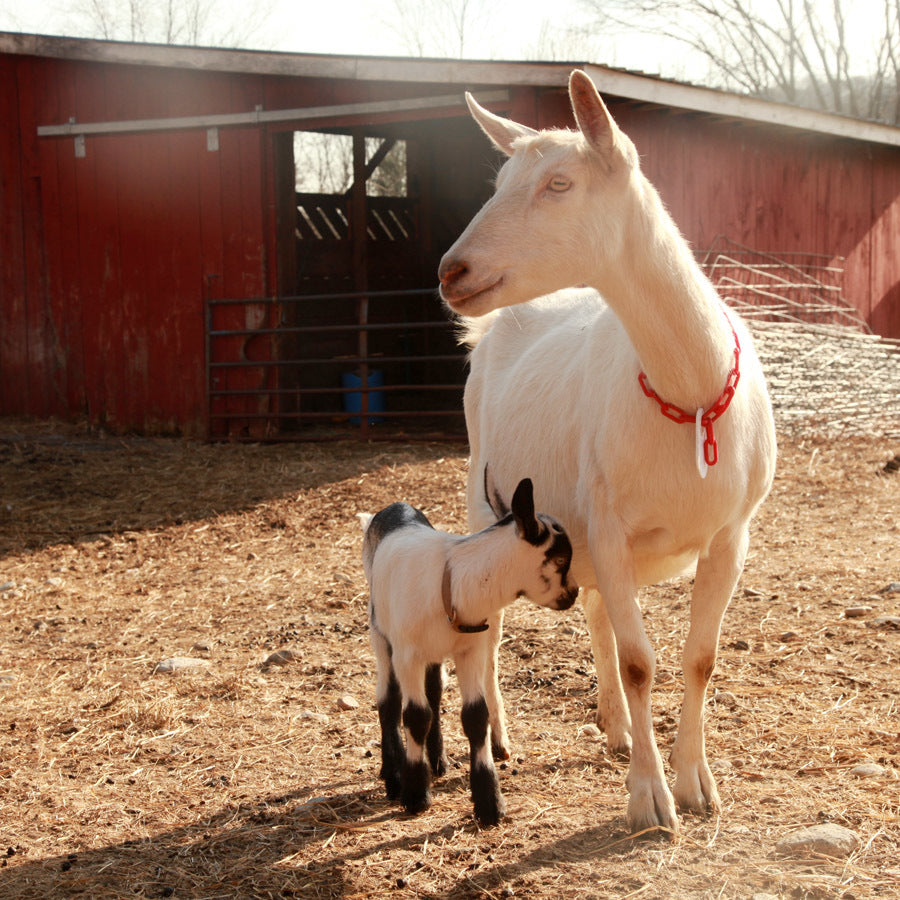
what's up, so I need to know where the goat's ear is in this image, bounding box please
[511,478,541,544]
[466,93,537,157]
[569,70,619,161]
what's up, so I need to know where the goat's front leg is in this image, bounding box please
[392,653,433,815]
[592,534,677,833]
[456,644,505,826]
[466,475,511,761]
[581,587,632,756]
[671,525,749,815]
[483,609,511,760]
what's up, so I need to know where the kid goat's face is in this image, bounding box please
[509,477,579,611]
[526,515,580,611]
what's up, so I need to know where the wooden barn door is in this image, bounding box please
[270,125,461,437]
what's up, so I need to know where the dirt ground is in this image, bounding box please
[1,418,898,900]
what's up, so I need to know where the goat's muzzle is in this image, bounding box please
[554,584,580,611]
[438,258,468,289]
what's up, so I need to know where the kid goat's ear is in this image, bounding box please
[511,478,542,545]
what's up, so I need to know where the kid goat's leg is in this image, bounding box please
[424,663,448,776]
[455,645,505,826]
[372,628,403,801]
[671,525,749,814]
[466,479,511,760]
[592,532,678,833]
[483,610,511,760]
[392,652,433,815]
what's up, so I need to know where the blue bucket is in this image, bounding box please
[341,370,385,424]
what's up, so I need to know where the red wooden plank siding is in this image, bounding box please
[822,143,874,327]
[16,59,53,418]
[162,130,208,436]
[35,57,72,419]
[868,147,900,336]
[0,56,29,414]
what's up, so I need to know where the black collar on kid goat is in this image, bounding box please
[442,563,489,633]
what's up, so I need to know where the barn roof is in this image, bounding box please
[2,30,899,148]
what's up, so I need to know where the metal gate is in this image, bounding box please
[206,288,467,441]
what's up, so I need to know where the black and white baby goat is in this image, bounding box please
[362,478,578,826]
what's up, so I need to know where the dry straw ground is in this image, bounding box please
[1,417,898,900]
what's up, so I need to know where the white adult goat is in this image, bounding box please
[438,70,776,833]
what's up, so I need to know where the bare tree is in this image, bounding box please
[382,0,491,58]
[66,0,271,46]
[294,133,407,198]
[576,0,900,123]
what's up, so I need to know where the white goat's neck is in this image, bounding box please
[596,175,734,412]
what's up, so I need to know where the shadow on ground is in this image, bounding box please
[0,420,457,558]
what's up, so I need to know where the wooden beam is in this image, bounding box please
[37,92,510,140]
[344,138,396,197]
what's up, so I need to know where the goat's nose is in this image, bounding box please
[439,258,468,288]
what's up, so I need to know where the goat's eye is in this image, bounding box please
[548,176,571,193]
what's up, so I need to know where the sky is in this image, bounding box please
[0,0,888,84]
[0,0,575,55]
[0,0,684,75]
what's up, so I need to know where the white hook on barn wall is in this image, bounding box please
[66,117,87,158]
[207,127,219,152]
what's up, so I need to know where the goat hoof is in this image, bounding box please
[400,759,432,815]
[626,778,679,835]
[431,755,449,778]
[401,788,432,816]
[491,742,511,762]
[471,764,505,826]
[473,793,506,827]
[383,773,403,802]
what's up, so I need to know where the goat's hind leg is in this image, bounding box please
[372,628,403,801]
[425,662,448,776]
[671,525,749,815]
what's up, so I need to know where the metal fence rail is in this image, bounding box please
[206,288,467,441]
[208,243,893,443]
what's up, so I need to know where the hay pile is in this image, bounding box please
[749,322,900,440]
[1,418,898,899]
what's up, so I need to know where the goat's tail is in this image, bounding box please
[357,512,374,533]
[455,309,500,349]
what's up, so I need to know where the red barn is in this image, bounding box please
[2,33,899,439]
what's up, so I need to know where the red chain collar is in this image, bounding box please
[638,322,741,467]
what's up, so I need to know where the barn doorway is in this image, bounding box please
[207,112,497,440]
[268,121,466,439]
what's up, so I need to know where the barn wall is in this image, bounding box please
[0,53,531,436]
[1,53,272,436]
[609,103,900,336]
[2,50,900,439]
